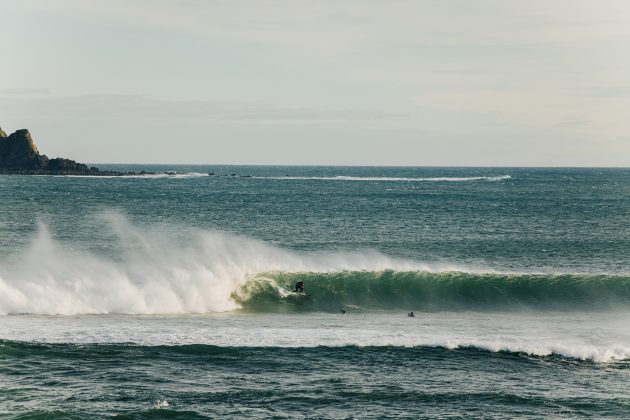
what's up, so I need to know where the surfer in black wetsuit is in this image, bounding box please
[408,312,415,317]
[294,281,305,293]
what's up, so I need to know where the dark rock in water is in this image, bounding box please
[47,157,92,173]
[0,127,153,176]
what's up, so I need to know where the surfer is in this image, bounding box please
[340,309,346,314]
[408,312,415,317]
[294,281,305,294]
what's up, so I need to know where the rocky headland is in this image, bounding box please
[0,127,150,176]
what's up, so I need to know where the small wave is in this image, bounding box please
[255,175,511,182]
[1,339,628,363]
[134,172,209,179]
[53,172,210,179]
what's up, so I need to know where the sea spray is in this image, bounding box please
[0,215,461,315]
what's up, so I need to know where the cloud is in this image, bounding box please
[11,1,630,88]
[21,0,630,49]
[579,86,630,99]
[0,88,50,95]
[0,94,396,123]
[411,88,630,135]
[5,0,630,165]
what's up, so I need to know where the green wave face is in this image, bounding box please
[233,271,630,313]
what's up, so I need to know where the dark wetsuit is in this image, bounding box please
[294,281,305,293]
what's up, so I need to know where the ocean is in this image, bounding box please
[1,166,629,418]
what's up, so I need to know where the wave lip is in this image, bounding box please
[257,175,511,182]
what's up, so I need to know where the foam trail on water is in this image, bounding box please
[53,174,511,182]
[54,172,210,179]
[0,215,462,315]
[1,312,629,362]
[256,175,511,182]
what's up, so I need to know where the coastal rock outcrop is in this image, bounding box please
[0,129,49,170]
[0,127,150,176]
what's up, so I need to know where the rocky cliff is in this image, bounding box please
[0,129,49,170]
[0,127,149,176]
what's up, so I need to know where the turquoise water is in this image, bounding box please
[1,167,630,418]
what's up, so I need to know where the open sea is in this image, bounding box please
[1,166,630,418]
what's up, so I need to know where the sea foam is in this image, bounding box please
[1,312,629,362]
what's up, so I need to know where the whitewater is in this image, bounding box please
[2,311,630,363]
[0,216,462,315]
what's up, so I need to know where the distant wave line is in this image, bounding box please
[255,175,512,182]
[47,173,512,182]
[50,172,210,179]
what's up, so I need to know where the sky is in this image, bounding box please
[2,0,630,166]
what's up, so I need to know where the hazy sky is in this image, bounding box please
[2,0,630,165]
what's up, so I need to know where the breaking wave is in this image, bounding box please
[237,271,630,312]
[0,214,627,315]
[0,215,453,315]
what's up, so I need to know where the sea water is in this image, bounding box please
[1,167,629,418]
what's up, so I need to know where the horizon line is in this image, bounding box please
[87,163,630,169]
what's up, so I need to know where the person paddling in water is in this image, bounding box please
[294,281,305,294]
